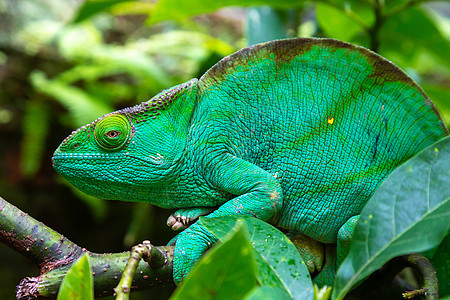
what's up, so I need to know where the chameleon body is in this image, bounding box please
[52,38,448,284]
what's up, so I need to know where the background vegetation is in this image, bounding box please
[0,0,449,299]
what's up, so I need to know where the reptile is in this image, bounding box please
[52,38,448,285]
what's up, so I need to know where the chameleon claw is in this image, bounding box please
[167,214,190,231]
[167,207,216,231]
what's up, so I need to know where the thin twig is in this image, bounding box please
[401,253,439,300]
[114,241,168,300]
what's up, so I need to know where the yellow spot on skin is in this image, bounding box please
[270,191,281,200]
[327,116,334,125]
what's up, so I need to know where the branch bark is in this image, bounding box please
[0,197,174,299]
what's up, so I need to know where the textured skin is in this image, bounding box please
[52,38,448,284]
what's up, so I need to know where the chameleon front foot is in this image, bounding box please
[167,207,216,231]
[173,222,217,285]
[167,214,191,230]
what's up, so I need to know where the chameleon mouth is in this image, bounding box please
[52,152,125,160]
[52,152,117,168]
[52,152,163,167]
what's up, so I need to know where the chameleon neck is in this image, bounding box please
[136,79,226,207]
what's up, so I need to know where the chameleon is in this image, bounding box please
[52,38,448,285]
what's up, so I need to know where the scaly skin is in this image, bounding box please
[52,38,448,285]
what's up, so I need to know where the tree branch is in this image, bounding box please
[0,197,174,299]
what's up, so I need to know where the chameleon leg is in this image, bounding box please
[286,231,338,286]
[337,215,359,265]
[286,231,325,276]
[312,244,338,287]
[167,207,217,231]
[172,154,283,284]
[288,216,359,287]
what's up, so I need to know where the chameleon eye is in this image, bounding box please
[94,114,131,150]
[106,130,120,138]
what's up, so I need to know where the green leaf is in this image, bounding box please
[170,225,258,300]
[245,6,291,46]
[430,233,450,297]
[30,71,113,127]
[57,25,174,90]
[245,285,291,300]
[316,3,364,42]
[380,7,450,68]
[72,0,134,23]
[148,0,303,24]
[58,24,102,59]
[316,0,375,26]
[333,136,450,300]
[314,284,332,300]
[108,1,154,15]
[17,20,63,55]
[57,254,94,300]
[200,216,314,300]
[423,84,450,129]
[384,0,432,13]
[71,0,158,23]
[20,101,50,177]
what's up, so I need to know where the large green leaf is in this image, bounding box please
[333,136,450,300]
[148,0,303,24]
[200,216,314,300]
[170,225,258,300]
[57,254,94,300]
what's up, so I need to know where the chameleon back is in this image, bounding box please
[190,38,447,243]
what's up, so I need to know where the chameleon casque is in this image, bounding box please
[52,38,448,284]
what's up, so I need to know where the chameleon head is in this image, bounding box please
[53,79,197,203]
[52,112,172,201]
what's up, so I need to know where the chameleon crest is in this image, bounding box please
[53,38,447,284]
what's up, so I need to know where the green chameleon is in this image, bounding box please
[52,38,448,285]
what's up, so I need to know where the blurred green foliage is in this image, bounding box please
[0,0,448,299]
